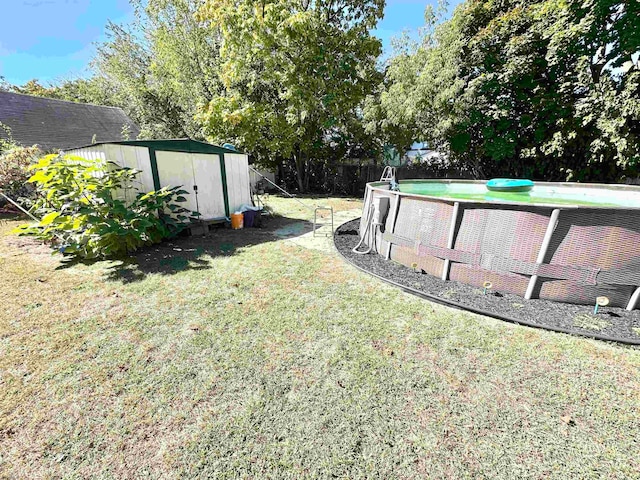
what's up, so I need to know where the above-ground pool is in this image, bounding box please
[359,179,640,310]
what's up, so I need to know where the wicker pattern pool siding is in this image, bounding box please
[361,181,640,309]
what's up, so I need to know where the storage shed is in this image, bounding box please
[65,139,251,222]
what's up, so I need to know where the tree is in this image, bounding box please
[198,0,384,192]
[49,77,118,106]
[93,0,224,139]
[5,1,224,141]
[450,0,640,180]
[10,79,51,97]
[7,77,119,108]
[365,4,466,164]
[372,0,640,182]
[542,0,640,181]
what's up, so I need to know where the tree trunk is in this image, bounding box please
[293,150,306,193]
[304,156,310,192]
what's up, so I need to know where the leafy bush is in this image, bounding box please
[14,154,196,258]
[0,132,41,205]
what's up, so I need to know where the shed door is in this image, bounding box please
[155,151,226,220]
[190,153,226,219]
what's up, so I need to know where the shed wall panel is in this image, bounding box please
[66,146,107,162]
[101,145,154,202]
[224,153,251,212]
[102,144,128,202]
[112,145,154,193]
[134,147,154,193]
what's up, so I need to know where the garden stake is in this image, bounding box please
[1,190,71,247]
[0,191,40,222]
[594,296,610,315]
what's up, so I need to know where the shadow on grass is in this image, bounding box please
[55,215,314,283]
[0,211,24,222]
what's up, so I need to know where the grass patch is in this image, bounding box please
[1,198,640,478]
[572,314,612,331]
[260,194,362,220]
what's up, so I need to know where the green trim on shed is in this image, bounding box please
[148,148,162,191]
[66,138,244,155]
[218,153,230,217]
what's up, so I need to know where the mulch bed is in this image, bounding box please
[334,218,640,345]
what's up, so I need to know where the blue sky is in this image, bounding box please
[0,0,460,86]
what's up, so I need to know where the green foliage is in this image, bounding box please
[0,76,10,92]
[6,77,116,108]
[371,0,640,182]
[15,154,194,259]
[93,0,224,139]
[0,143,41,204]
[9,79,51,97]
[0,121,14,152]
[365,1,462,156]
[49,77,120,107]
[0,127,41,204]
[121,123,132,141]
[198,0,384,191]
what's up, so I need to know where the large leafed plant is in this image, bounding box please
[14,154,195,259]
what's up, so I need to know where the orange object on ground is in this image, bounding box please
[230,212,244,229]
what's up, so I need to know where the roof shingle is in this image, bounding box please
[0,91,140,150]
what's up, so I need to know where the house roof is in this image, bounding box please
[0,91,140,150]
[66,138,245,155]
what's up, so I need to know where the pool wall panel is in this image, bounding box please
[388,198,452,277]
[537,209,640,306]
[447,207,551,296]
[360,182,640,309]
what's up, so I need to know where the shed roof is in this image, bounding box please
[66,138,244,155]
[0,91,140,151]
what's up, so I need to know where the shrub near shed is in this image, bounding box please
[0,144,41,206]
[14,154,196,258]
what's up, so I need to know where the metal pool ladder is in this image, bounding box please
[313,206,334,237]
[380,166,396,182]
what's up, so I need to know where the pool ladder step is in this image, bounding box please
[313,206,334,237]
[380,166,396,182]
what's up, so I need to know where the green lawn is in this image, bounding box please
[1,197,639,479]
